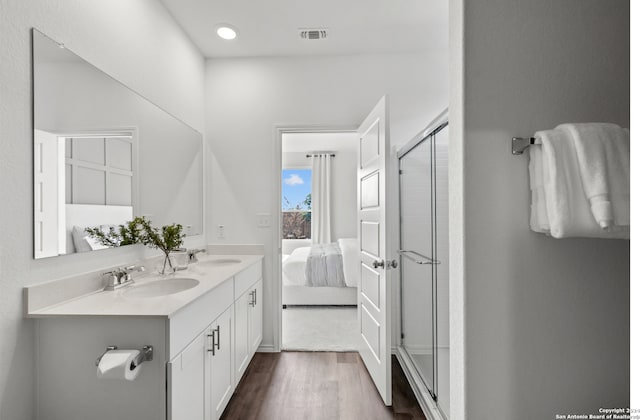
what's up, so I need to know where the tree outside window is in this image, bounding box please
[282,169,311,239]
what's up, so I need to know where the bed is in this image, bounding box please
[65,204,133,254]
[282,238,359,306]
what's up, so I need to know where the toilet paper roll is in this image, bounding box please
[96,349,142,381]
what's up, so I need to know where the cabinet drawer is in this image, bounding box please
[234,261,261,299]
[168,279,234,359]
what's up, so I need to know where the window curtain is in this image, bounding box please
[311,154,332,244]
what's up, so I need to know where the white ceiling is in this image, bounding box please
[160,0,448,58]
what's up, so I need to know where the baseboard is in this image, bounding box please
[257,344,277,353]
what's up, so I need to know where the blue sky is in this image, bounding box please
[282,169,311,210]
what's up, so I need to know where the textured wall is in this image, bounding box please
[451,0,630,418]
[0,1,204,418]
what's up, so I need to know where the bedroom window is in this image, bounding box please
[282,169,311,239]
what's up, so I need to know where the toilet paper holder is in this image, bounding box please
[95,345,154,367]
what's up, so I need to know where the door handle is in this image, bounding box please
[372,260,385,269]
[387,259,398,269]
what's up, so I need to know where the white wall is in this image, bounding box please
[205,52,448,350]
[35,59,204,237]
[282,132,359,241]
[0,2,204,418]
[450,1,630,418]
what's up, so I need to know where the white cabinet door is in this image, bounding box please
[210,305,234,420]
[168,332,206,420]
[249,279,263,353]
[234,287,251,383]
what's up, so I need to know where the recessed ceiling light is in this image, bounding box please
[216,26,237,40]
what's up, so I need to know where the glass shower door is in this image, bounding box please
[399,138,436,395]
[399,120,449,419]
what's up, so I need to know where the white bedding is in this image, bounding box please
[337,238,359,288]
[282,247,309,286]
[306,243,345,287]
[282,238,359,288]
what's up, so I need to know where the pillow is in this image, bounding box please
[71,226,92,253]
[337,238,359,288]
[87,236,109,251]
[71,226,109,253]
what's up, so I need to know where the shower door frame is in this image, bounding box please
[396,110,448,420]
[399,133,437,400]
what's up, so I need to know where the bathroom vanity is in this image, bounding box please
[27,29,257,420]
[25,254,263,420]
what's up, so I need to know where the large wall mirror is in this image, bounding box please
[32,29,203,259]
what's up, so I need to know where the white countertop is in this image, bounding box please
[26,254,263,318]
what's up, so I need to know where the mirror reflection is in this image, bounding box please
[33,29,203,259]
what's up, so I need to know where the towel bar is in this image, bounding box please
[397,249,440,265]
[512,137,537,155]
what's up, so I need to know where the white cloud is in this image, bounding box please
[284,174,304,186]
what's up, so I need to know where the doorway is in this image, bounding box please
[278,130,360,351]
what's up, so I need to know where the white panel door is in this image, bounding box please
[357,96,393,405]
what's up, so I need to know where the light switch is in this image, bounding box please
[257,213,271,228]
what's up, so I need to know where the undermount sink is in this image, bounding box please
[124,277,200,298]
[198,258,242,267]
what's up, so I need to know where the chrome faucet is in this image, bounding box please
[187,248,206,263]
[103,265,145,291]
[122,265,145,281]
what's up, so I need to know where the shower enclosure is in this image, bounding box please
[397,114,449,420]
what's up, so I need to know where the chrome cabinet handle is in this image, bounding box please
[372,260,385,269]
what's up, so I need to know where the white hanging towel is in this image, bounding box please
[528,145,550,234]
[556,123,630,233]
[533,128,629,239]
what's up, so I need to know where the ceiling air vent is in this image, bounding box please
[299,28,328,40]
